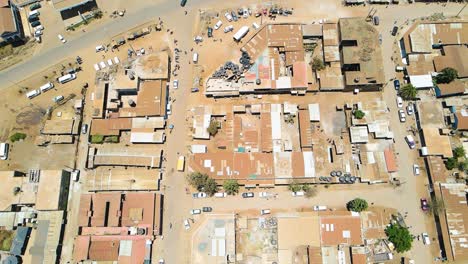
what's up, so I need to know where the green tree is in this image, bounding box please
[458,160,468,173]
[453,146,465,158]
[186,172,209,191]
[302,185,318,198]
[204,178,218,196]
[399,84,418,100]
[90,135,104,144]
[288,181,302,193]
[347,198,369,212]
[445,157,458,170]
[207,120,219,136]
[9,132,27,142]
[311,57,325,71]
[435,67,458,84]
[223,179,240,195]
[353,110,365,119]
[385,224,413,253]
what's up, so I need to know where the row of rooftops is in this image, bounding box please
[74,192,162,263]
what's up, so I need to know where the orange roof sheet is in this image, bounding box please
[320,213,363,246]
[88,240,119,261]
[384,148,398,173]
[119,80,167,118]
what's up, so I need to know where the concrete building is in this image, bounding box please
[52,0,98,21]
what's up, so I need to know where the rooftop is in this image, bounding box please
[319,212,363,246]
[118,80,167,118]
[35,170,69,210]
[421,127,453,158]
[0,7,15,38]
[339,18,385,87]
[407,22,468,53]
[433,45,468,78]
[436,80,466,97]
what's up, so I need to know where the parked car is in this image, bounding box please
[214,20,223,30]
[292,191,305,197]
[28,15,39,23]
[420,199,429,211]
[391,26,398,36]
[214,192,227,198]
[194,35,203,43]
[231,11,238,21]
[407,104,414,115]
[393,79,400,90]
[373,16,380,26]
[30,3,41,11]
[95,45,106,52]
[422,232,430,244]
[159,259,165,264]
[190,209,201,215]
[413,164,420,175]
[243,8,249,18]
[224,25,234,33]
[260,209,271,215]
[173,80,179,89]
[224,12,233,22]
[396,96,403,108]
[180,0,187,7]
[53,95,64,103]
[192,192,207,198]
[398,109,406,122]
[242,192,254,198]
[57,34,66,43]
[207,27,213,37]
[405,135,416,149]
[191,87,199,93]
[31,21,41,27]
[259,192,270,198]
[202,207,212,212]
[81,124,88,134]
[183,219,190,230]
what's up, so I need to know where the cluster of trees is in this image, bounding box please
[445,146,467,172]
[353,110,365,119]
[346,198,368,212]
[288,181,317,198]
[187,172,241,196]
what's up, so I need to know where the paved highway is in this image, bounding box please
[0,0,214,89]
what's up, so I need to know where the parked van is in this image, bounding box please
[192,52,198,63]
[39,82,54,92]
[57,73,76,84]
[260,209,271,215]
[0,143,9,160]
[313,205,327,211]
[177,156,185,172]
[26,89,40,99]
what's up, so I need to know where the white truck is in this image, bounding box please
[57,73,76,84]
[233,26,249,42]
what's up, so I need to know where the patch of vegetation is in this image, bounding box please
[207,120,219,136]
[186,172,218,196]
[445,146,466,170]
[0,44,13,60]
[353,110,365,119]
[385,224,413,253]
[223,179,239,195]
[346,198,369,212]
[435,67,458,84]
[311,57,325,71]
[288,181,316,198]
[453,146,465,159]
[0,230,14,251]
[445,157,458,170]
[399,84,418,100]
[90,135,104,144]
[303,42,317,52]
[429,197,445,217]
[9,132,27,142]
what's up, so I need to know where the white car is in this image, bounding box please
[190,209,201,215]
[413,164,420,175]
[93,64,100,71]
[192,192,207,198]
[99,61,106,69]
[398,109,406,122]
[396,96,403,108]
[95,45,106,52]
[57,34,66,43]
[34,30,42,36]
[34,25,44,31]
[407,104,414,115]
[313,205,327,211]
[224,12,233,21]
[194,35,203,43]
[258,192,270,198]
[214,192,227,198]
[107,59,113,66]
[224,25,234,33]
[243,8,249,18]
[292,191,305,197]
[173,80,179,89]
[184,219,190,230]
[53,95,64,103]
[214,20,223,30]
[260,209,271,215]
[159,259,165,264]
[422,232,430,245]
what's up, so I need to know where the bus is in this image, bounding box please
[57,73,76,84]
[0,143,9,160]
[177,156,185,171]
[233,26,249,42]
